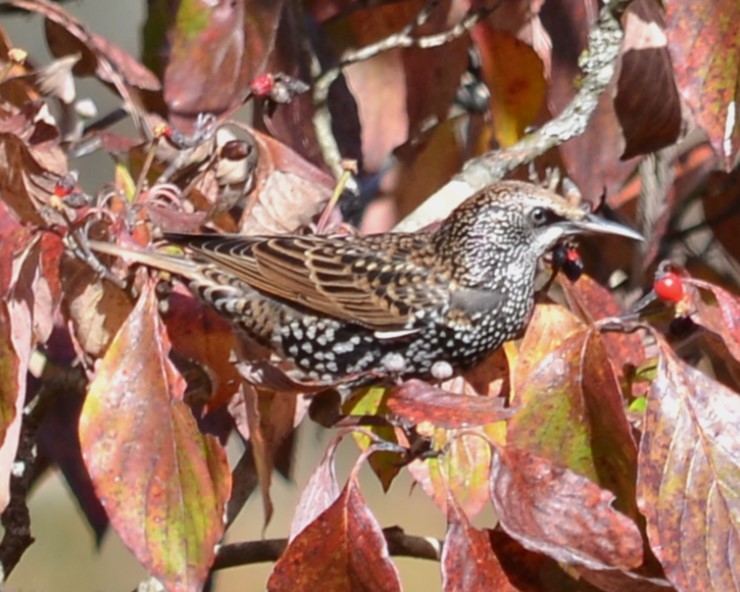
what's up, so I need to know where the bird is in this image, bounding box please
[87,180,642,388]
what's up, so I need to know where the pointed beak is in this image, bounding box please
[568,213,644,242]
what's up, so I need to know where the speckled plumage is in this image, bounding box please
[91,181,641,387]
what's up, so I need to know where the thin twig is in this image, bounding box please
[306,1,499,184]
[211,526,443,570]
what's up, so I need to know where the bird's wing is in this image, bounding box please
[163,233,452,331]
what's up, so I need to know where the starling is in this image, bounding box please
[88,181,641,387]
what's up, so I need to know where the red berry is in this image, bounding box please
[54,176,75,198]
[654,272,684,303]
[250,74,275,97]
[553,244,584,281]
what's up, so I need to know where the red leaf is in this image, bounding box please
[443,494,516,591]
[0,217,37,510]
[686,278,740,365]
[33,231,64,342]
[163,0,247,124]
[163,288,240,410]
[289,437,341,541]
[0,295,29,512]
[637,337,740,591]
[512,302,585,397]
[490,447,643,570]
[488,527,609,592]
[510,327,639,506]
[272,453,401,592]
[559,273,646,394]
[331,1,467,173]
[79,282,231,592]
[665,0,739,169]
[387,379,513,428]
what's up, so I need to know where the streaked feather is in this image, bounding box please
[163,232,453,330]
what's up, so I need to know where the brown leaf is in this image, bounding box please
[79,282,231,592]
[491,446,643,570]
[473,24,546,147]
[0,301,26,513]
[459,340,514,398]
[6,0,159,91]
[443,494,516,591]
[665,0,739,169]
[637,337,740,591]
[239,128,333,234]
[402,11,469,137]
[272,452,402,592]
[0,219,35,510]
[394,117,468,220]
[616,0,682,159]
[485,0,550,70]
[231,380,299,529]
[0,104,66,225]
[61,257,134,357]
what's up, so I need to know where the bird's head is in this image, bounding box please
[433,180,643,285]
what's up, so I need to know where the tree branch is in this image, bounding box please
[211,526,442,570]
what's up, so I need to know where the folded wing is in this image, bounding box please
[164,233,453,332]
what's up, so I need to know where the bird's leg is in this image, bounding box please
[62,215,128,289]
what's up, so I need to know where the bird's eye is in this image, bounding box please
[530,207,548,226]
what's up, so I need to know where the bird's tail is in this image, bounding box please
[87,239,201,281]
